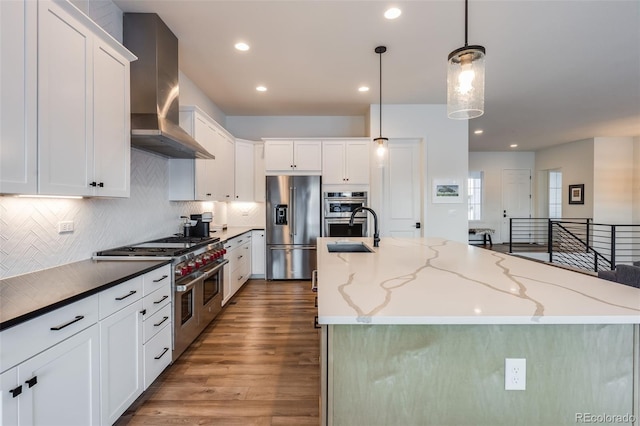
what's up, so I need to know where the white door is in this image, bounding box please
[382,140,422,237]
[501,169,532,243]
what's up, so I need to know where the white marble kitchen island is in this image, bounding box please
[316,237,640,426]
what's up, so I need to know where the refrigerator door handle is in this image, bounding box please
[289,186,294,238]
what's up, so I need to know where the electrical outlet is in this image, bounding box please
[505,358,526,390]
[57,221,74,234]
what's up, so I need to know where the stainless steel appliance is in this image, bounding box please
[323,191,368,237]
[266,175,321,280]
[123,13,213,159]
[95,235,228,361]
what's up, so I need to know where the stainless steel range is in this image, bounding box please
[95,235,228,361]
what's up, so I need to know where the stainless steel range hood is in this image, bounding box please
[123,13,213,159]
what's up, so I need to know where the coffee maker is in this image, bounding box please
[190,212,212,237]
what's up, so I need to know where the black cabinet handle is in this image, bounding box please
[206,193,212,196]
[10,386,22,398]
[98,182,104,188]
[154,347,169,360]
[314,316,321,329]
[89,181,97,187]
[50,315,84,331]
[153,275,168,283]
[153,316,169,327]
[25,377,37,388]
[140,309,147,315]
[153,295,169,305]
[315,296,318,307]
[115,290,137,301]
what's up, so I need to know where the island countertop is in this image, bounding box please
[316,237,640,325]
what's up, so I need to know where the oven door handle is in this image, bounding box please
[203,259,229,279]
[175,276,202,293]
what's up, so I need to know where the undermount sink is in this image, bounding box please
[326,242,374,253]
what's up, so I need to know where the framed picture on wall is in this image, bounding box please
[568,184,584,204]
[433,178,463,203]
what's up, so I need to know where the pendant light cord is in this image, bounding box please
[379,49,382,139]
[464,0,468,47]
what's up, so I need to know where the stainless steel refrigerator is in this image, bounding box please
[266,175,321,280]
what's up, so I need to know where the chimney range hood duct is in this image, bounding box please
[123,13,213,159]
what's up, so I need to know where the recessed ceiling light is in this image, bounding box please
[384,7,402,19]
[358,86,370,92]
[510,144,518,148]
[256,86,267,92]
[234,42,250,51]
[474,129,484,135]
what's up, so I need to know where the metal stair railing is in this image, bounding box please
[549,221,611,272]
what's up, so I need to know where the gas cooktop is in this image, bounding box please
[95,235,220,257]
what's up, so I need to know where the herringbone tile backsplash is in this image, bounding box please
[0,149,206,279]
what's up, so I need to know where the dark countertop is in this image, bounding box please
[0,259,171,331]
[211,226,264,242]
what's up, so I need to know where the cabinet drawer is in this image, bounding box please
[143,324,172,389]
[142,284,171,318]
[143,303,171,343]
[0,294,99,372]
[99,276,143,320]
[224,232,251,252]
[142,265,171,295]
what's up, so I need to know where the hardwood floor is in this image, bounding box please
[116,280,320,426]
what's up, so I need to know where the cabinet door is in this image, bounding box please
[322,141,346,184]
[293,140,322,172]
[251,230,266,276]
[235,140,254,201]
[38,0,93,196]
[20,324,100,426]
[0,0,37,194]
[100,300,143,426]
[217,132,235,200]
[264,140,294,172]
[345,141,370,184]
[194,116,216,200]
[93,41,131,197]
[254,143,266,201]
[0,368,19,426]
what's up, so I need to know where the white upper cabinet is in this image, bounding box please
[171,106,235,201]
[215,130,235,200]
[172,107,217,201]
[234,139,255,201]
[0,1,37,194]
[0,0,135,197]
[38,0,135,197]
[253,143,265,201]
[322,139,370,185]
[264,139,322,174]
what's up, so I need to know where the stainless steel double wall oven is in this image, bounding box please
[95,236,227,361]
[323,191,368,237]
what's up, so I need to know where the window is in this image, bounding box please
[468,171,483,220]
[548,170,562,218]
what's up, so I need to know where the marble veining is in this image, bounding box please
[317,237,640,325]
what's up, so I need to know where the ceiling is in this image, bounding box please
[113,0,640,152]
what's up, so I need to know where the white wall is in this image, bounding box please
[369,104,468,243]
[179,71,228,126]
[535,139,595,218]
[469,151,535,243]
[593,137,635,223]
[226,116,366,140]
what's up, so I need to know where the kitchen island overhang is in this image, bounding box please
[316,237,640,426]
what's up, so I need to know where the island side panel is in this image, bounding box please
[328,324,637,426]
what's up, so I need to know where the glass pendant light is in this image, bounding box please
[447,0,485,119]
[374,46,388,159]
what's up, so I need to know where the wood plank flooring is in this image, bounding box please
[116,280,320,426]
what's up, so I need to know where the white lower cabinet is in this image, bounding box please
[223,232,252,303]
[99,295,144,426]
[1,323,101,426]
[251,230,265,278]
